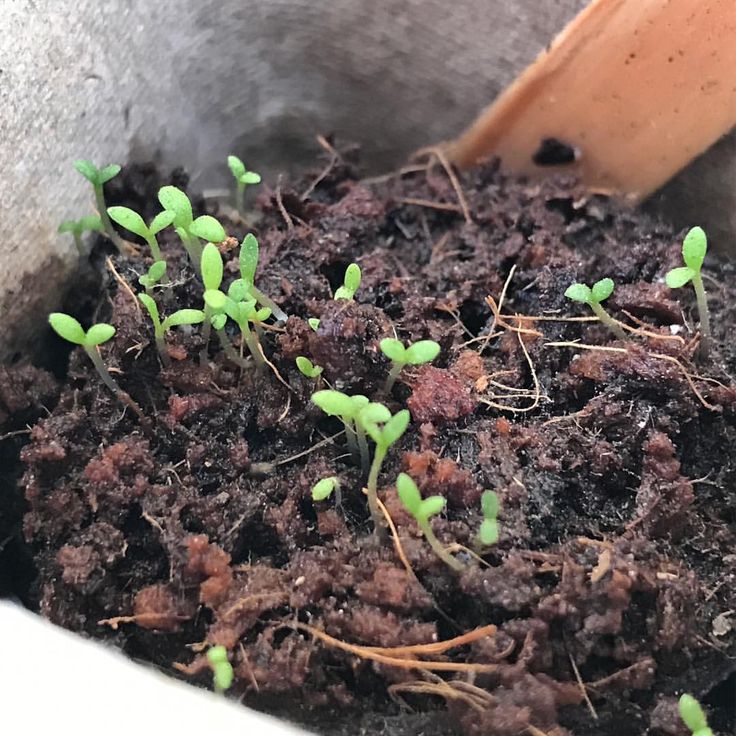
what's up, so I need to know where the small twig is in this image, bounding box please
[375,496,415,580]
[0,428,31,442]
[275,175,294,232]
[106,257,141,315]
[270,431,344,467]
[567,649,598,720]
[395,197,464,214]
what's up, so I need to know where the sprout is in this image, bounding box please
[564,277,627,340]
[227,155,262,216]
[296,356,323,379]
[379,338,441,393]
[48,313,120,395]
[478,490,500,547]
[158,186,226,264]
[678,694,713,736]
[237,233,287,322]
[58,215,103,255]
[396,473,462,571]
[311,390,370,470]
[312,476,340,503]
[73,159,125,253]
[206,645,234,694]
[138,293,204,365]
[107,206,175,261]
[665,226,711,341]
[334,263,361,301]
[138,260,168,295]
[308,318,320,332]
[223,291,271,370]
[359,404,410,532]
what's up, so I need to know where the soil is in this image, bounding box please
[2,147,736,736]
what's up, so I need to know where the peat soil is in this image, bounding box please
[2,150,736,736]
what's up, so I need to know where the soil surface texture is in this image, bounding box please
[3,148,736,736]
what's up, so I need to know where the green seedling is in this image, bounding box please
[312,476,340,503]
[308,318,320,332]
[665,226,711,341]
[223,291,271,370]
[73,159,125,252]
[58,215,103,254]
[227,155,262,216]
[359,404,410,532]
[380,338,441,393]
[235,233,287,322]
[296,356,323,379]
[158,185,226,264]
[138,260,168,295]
[206,645,234,694]
[49,312,146,421]
[678,694,713,736]
[107,206,175,262]
[396,473,462,572]
[478,490,500,547]
[564,277,627,340]
[312,390,371,471]
[334,263,361,301]
[138,293,204,365]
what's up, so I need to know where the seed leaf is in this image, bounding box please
[308,318,320,332]
[48,313,86,345]
[480,490,499,520]
[296,356,322,378]
[241,171,262,185]
[211,314,227,330]
[73,159,98,183]
[158,186,193,228]
[312,477,338,501]
[138,293,161,326]
[58,221,76,234]
[147,260,167,283]
[85,323,116,346]
[479,518,499,546]
[204,289,227,312]
[344,264,361,293]
[419,496,445,519]
[190,215,226,243]
[165,309,205,328]
[312,389,353,418]
[405,340,440,365]
[80,215,104,232]
[564,283,592,304]
[227,155,246,180]
[678,694,709,733]
[591,278,614,303]
[380,338,406,363]
[201,243,224,290]
[98,164,121,184]
[358,402,392,427]
[665,266,694,289]
[149,210,176,235]
[682,226,707,271]
[396,473,422,517]
[382,409,410,447]
[107,206,148,239]
[240,233,259,285]
[254,307,271,322]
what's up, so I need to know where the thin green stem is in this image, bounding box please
[216,329,247,368]
[200,306,213,363]
[691,272,711,340]
[366,443,387,533]
[343,418,360,462]
[84,345,146,421]
[144,233,163,262]
[250,286,288,323]
[383,362,404,394]
[418,518,464,572]
[153,328,170,367]
[93,184,125,254]
[235,181,245,217]
[590,302,627,341]
[355,421,370,476]
[240,322,265,371]
[72,231,84,255]
[185,231,203,265]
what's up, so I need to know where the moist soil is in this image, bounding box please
[2,150,736,736]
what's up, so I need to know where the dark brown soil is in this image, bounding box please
[3,149,736,736]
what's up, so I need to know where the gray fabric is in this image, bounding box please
[1,0,730,359]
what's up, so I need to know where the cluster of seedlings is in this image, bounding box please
[50,157,720,732]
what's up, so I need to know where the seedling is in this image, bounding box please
[396,473,462,571]
[138,293,204,365]
[564,278,627,340]
[58,215,103,254]
[158,185,226,264]
[308,318,320,332]
[296,356,323,379]
[223,291,271,370]
[107,206,175,261]
[678,694,713,736]
[478,490,500,546]
[138,261,167,295]
[311,390,370,471]
[334,263,361,301]
[379,338,441,393]
[665,226,711,341]
[236,233,287,322]
[206,645,234,694]
[73,159,125,252]
[227,155,262,216]
[359,404,410,532]
[312,476,340,503]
